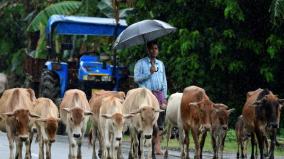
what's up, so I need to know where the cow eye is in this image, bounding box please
[70,117,73,122]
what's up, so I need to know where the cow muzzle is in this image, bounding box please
[73,133,81,138]
[19,135,29,142]
[144,135,152,139]
[116,137,122,141]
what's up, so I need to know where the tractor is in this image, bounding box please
[25,15,132,102]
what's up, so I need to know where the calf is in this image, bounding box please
[235,115,250,158]
[31,98,60,159]
[89,90,125,159]
[164,93,184,159]
[60,89,93,159]
[242,88,284,159]
[99,96,133,159]
[0,88,39,159]
[209,105,234,159]
[123,88,163,159]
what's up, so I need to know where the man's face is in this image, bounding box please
[148,44,159,58]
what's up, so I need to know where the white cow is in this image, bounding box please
[123,88,163,159]
[164,92,184,159]
[31,97,60,159]
[99,96,133,159]
[60,89,93,159]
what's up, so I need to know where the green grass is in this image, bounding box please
[123,129,284,156]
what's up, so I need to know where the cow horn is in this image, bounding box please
[36,118,48,122]
[188,102,198,107]
[123,114,135,119]
[62,108,70,113]
[214,103,228,109]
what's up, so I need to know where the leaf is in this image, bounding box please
[27,1,82,32]
[97,0,134,18]
[270,0,284,24]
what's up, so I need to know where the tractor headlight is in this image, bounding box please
[101,75,112,82]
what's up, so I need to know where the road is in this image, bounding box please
[0,132,283,159]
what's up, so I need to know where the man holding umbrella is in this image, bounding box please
[134,40,167,155]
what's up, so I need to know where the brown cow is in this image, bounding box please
[89,90,125,159]
[60,89,93,159]
[208,105,234,159]
[123,88,163,159]
[242,88,284,159]
[0,88,40,159]
[31,97,60,159]
[180,86,214,159]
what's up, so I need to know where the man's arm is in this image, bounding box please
[134,60,151,83]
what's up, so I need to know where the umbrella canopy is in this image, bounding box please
[113,19,176,49]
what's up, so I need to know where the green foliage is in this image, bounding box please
[97,0,134,18]
[27,1,82,32]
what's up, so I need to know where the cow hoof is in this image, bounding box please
[98,150,102,158]
[164,150,168,159]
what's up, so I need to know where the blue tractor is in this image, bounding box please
[38,15,130,101]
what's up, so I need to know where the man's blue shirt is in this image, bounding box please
[134,57,167,97]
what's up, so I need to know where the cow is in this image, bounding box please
[60,89,93,159]
[98,96,133,159]
[0,73,7,96]
[0,88,40,159]
[163,92,184,159]
[180,86,215,159]
[208,104,234,159]
[235,115,250,158]
[242,88,284,159]
[89,90,125,159]
[31,97,60,159]
[122,88,163,159]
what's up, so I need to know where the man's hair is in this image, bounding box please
[146,40,158,49]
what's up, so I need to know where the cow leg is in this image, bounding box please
[140,134,146,159]
[268,129,276,159]
[15,139,23,159]
[243,139,248,158]
[164,123,172,159]
[152,125,159,159]
[68,132,77,159]
[77,141,82,159]
[264,136,269,157]
[191,128,200,159]
[92,128,98,159]
[117,142,124,159]
[255,130,264,159]
[7,129,15,159]
[250,133,255,159]
[97,128,104,158]
[220,134,226,159]
[38,137,44,159]
[200,131,207,159]
[46,141,52,159]
[25,138,31,159]
[181,129,189,159]
[128,128,134,159]
[211,133,217,159]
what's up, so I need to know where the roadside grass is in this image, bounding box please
[123,129,284,156]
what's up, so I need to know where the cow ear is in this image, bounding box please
[2,112,14,117]
[101,114,112,119]
[228,108,235,115]
[84,111,93,116]
[130,108,142,115]
[36,118,47,122]
[278,99,284,105]
[123,114,135,119]
[214,103,228,109]
[29,112,40,118]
